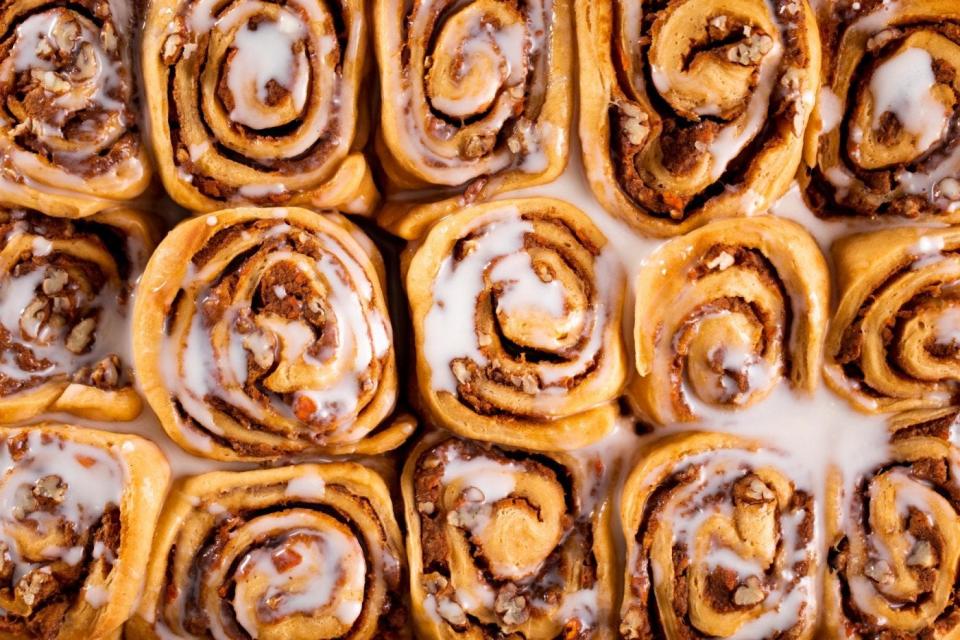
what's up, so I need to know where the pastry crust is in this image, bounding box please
[405,198,627,451]
[0,208,160,424]
[823,409,960,638]
[0,0,151,218]
[140,0,378,214]
[373,0,573,239]
[620,431,818,640]
[0,423,170,640]
[629,217,830,424]
[133,207,411,460]
[826,226,960,412]
[402,431,617,639]
[128,463,408,639]
[800,0,960,222]
[577,0,821,236]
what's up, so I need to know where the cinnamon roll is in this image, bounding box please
[374,0,573,239]
[577,0,820,236]
[405,198,627,451]
[133,207,409,461]
[0,424,170,639]
[0,0,151,218]
[629,217,829,425]
[0,208,158,424]
[825,227,960,413]
[801,0,960,222]
[128,463,408,639]
[141,0,377,214]
[620,432,817,640]
[403,432,616,639]
[824,409,960,638]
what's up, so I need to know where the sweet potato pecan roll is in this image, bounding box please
[142,0,377,214]
[374,0,573,239]
[801,0,960,222]
[620,432,818,639]
[133,207,411,460]
[405,198,627,450]
[402,432,616,639]
[128,463,408,639]
[629,217,829,425]
[0,0,151,218]
[0,424,169,640]
[824,409,960,638]
[577,0,820,236]
[0,207,158,423]
[825,227,960,412]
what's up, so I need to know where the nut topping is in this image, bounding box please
[42,269,68,295]
[864,558,894,585]
[33,475,66,505]
[161,33,185,65]
[66,317,96,354]
[733,577,765,606]
[907,540,936,568]
[495,585,530,626]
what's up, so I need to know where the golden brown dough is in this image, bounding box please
[801,0,960,222]
[141,0,377,214]
[0,424,170,640]
[134,207,411,461]
[374,0,573,239]
[620,431,818,640]
[824,409,960,639]
[630,217,829,425]
[0,0,151,218]
[0,208,159,423]
[127,463,408,639]
[402,431,617,639]
[405,198,627,450]
[826,226,960,412]
[577,0,820,236]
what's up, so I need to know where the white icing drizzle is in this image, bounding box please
[868,48,947,153]
[818,87,844,134]
[707,39,784,180]
[284,471,326,499]
[422,203,622,407]
[0,431,126,590]
[0,220,140,386]
[223,11,308,129]
[232,528,365,636]
[441,450,520,540]
[423,212,526,393]
[935,307,960,345]
[382,0,555,185]
[639,445,817,640]
[159,221,392,446]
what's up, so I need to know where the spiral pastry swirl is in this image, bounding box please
[620,432,818,640]
[142,0,377,214]
[403,432,616,639]
[825,227,960,413]
[129,463,408,640]
[576,0,820,236]
[824,409,960,638]
[630,217,829,425]
[0,0,150,218]
[374,0,573,239]
[133,207,408,461]
[0,424,169,640]
[802,0,960,221]
[0,208,157,424]
[406,198,627,450]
